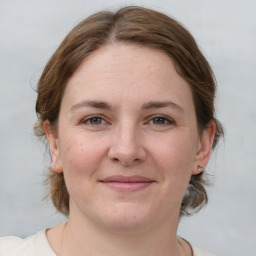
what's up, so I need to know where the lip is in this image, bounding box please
[99,175,155,192]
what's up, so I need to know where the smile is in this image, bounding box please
[99,175,155,192]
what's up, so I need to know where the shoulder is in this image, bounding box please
[191,244,217,256]
[180,236,217,256]
[0,230,56,256]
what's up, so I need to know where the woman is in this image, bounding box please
[0,6,223,256]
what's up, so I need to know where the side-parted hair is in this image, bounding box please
[34,6,224,216]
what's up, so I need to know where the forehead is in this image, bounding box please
[63,43,194,110]
[71,43,179,84]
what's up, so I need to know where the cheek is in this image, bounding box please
[149,133,197,188]
[59,133,108,182]
[152,133,196,168]
[59,134,108,204]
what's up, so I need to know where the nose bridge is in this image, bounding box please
[108,120,145,165]
[116,121,139,157]
[119,119,137,144]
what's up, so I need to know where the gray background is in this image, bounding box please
[0,0,255,255]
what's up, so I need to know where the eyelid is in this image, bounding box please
[79,114,175,126]
[145,114,176,125]
[80,114,111,125]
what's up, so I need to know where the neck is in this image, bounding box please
[61,211,187,256]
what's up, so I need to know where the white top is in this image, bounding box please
[0,230,216,256]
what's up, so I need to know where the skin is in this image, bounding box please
[45,43,216,256]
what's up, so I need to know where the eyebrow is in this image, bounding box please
[70,100,112,112]
[70,100,184,112]
[142,101,184,112]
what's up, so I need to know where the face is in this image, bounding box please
[46,43,214,233]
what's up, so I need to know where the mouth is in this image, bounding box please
[99,175,155,192]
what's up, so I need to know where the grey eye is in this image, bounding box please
[89,117,103,125]
[152,117,170,125]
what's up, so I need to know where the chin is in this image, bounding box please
[96,202,159,234]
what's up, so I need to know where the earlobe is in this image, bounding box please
[192,120,216,175]
[43,120,63,173]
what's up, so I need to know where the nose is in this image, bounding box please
[108,124,147,166]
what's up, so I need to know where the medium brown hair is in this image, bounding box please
[34,6,224,216]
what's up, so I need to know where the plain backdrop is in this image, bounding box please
[0,0,255,255]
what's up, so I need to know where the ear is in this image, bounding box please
[192,120,216,175]
[43,120,63,173]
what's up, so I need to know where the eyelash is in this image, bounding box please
[81,115,108,126]
[146,115,175,126]
[80,114,175,127]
